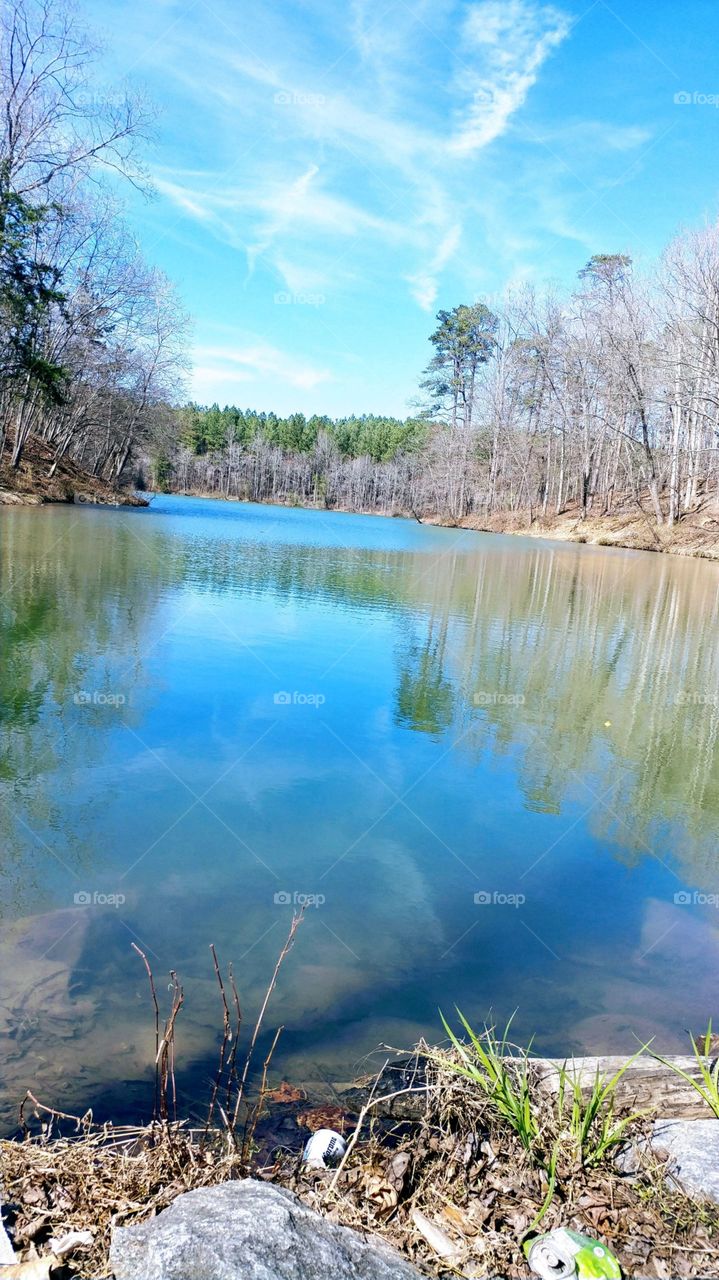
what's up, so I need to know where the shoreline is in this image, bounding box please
[2,1048,718,1278]
[4,457,719,561]
[156,488,719,562]
[445,507,719,561]
[0,435,147,508]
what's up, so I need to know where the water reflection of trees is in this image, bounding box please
[395,543,719,885]
[396,618,455,737]
[0,512,167,911]
[2,505,719,1124]
[3,511,718,901]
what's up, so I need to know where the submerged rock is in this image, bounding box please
[110,1178,423,1279]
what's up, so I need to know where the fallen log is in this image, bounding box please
[337,1055,717,1122]
[533,1055,714,1120]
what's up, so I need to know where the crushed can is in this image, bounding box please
[525,1228,621,1280]
[302,1127,347,1169]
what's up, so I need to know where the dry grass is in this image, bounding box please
[287,1044,719,1279]
[0,914,306,1277]
[0,1121,249,1278]
[3,969,719,1277]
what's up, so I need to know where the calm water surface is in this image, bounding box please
[1,495,719,1129]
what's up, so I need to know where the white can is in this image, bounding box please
[302,1128,347,1169]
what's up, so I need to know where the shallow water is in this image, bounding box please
[1,495,718,1129]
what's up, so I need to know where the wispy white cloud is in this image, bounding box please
[114,0,661,354]
[192,342,332,397]
[144,0,581,315]
[93,0,692,414]
[156,161,410,292]
[450,0,571,154]
[531,121,654,152]
[406,223,463,310]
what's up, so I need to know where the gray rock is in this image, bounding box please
[651,1118,719,1202]
[110,1178,423,1280]
[0,1199,15,1264]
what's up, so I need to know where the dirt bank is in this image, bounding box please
[0,436,147,507]
[434,500,719,560]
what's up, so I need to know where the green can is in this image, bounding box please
[525,1228,622,1280]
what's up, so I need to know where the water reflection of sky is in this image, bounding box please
[1,496,718,1129]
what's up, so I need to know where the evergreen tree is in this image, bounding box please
[420,303,498,430]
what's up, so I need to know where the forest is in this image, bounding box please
[165,248,719,529]
[0,0,188,488]
[2,1,719,528]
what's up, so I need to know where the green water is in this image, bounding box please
[1,495,718,1129]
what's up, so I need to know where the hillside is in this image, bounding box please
[0,436,147,507]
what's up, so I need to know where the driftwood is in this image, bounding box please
[338,1060,430,1119]
[339,1055,718,1122]
[533,1055,714,1120]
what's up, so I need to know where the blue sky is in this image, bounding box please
[94,0,719,416]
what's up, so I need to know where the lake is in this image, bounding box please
[1,495,718,1130]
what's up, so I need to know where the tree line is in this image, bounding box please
[164,239,719,527]
[0,0,188,485]
[178,405,426,463]
[416,245,719,527]
[3,0,719,527]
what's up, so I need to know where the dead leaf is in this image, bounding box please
[647,1257,672,1280]
[441,1202,477,1236]
[18,1188,46,1211]
[364,1174,398,1218]
[385,1151,410,1193]
[503,1209,529,1235]
[267,1081,305,1104]
[467,1199,493,1227]
[14,1215,51,1245]
[296,1106,346,1132]
[48,1187,73,1214]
